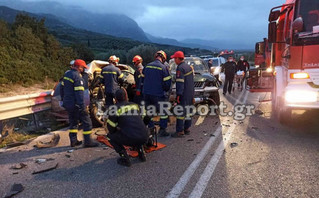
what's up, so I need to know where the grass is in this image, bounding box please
[0,111,68,148]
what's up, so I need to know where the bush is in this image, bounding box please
[0,15,76,85]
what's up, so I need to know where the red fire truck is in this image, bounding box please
[248,0,319,123]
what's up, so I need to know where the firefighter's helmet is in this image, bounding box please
[132,55,143,63]
[155,50,167,61]
[109,55,119,63]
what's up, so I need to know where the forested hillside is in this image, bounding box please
[0,15,75,85]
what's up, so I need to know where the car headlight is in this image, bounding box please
[285,90,318,103]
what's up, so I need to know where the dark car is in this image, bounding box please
[51,60,136,126]
[169,57,220,106]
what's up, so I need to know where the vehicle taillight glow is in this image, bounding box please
[290,72,310,79]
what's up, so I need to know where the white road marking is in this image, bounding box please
[166,126,222,198]
[189,91,249,198]
[167,90,249,198]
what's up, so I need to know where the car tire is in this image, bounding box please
[209,91,220,106]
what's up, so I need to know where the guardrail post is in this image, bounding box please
[32,113,40,130]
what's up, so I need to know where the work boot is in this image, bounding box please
[137,146,146,162]
[184,129,190,135]
[159,128,170,137]
[83,134,99,147]
[171,131,185,138]
[117,150,131,167]
[69,133,82,147]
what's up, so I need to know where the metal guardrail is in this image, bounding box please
[0,91,52,120]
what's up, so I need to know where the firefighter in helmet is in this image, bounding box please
[101,55,124,106]
[141,50,172,137]
[60,59,99,147]
[132,55,144,104]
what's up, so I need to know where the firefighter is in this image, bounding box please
[171,51,194,138]
[132,55,144,104]
[221,56,236,95]
[101,55,124,106]
[142,50,172,137]
[70,60,90,108]
[61,59,99,147]
[106,88,149,167]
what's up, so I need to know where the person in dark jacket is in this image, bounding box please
[132,55,144,104]
[221,56,237,95]
[236,56,250,87]
[237,56,250,72]
[141,50,172,137]
[61,59,99,147]
[101,55,124,106]
[70,60,90,108]
[106,88,149,167]
[171,51,195,137]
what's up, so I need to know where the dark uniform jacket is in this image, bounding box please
[142,59,172,97]
[81,72,89,90]
[106,102,149,141]
[134,63,144,93]
[176,61,194,104]
[236,60,250,72]
[101,64,124,94]
[222,61,237,78]
[60,69,85,110]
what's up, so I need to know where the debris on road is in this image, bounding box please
[255,110,264,115]
[34,133,60,149]
[6,142,25,148]
[222,124,231,127]
[10,163,27,170]
[4,183,24,198]
[187,139,194,142]
[32,163,58,175]
[65,154,71,158]
[67,149,74,153]
[214,121,219,125]
[230,142,238,148]
[210,134,215,137]
[35,158,54,164]
[248,160,262,166]
[252,127,259,130]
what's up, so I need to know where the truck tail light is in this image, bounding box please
[290,72,310,79]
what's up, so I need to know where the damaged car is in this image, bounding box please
[169,57,220,106]
[51,60,136,126]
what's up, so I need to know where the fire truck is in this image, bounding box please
[249,0,319,123]
[218,50,235,60]
[246,38,273,92]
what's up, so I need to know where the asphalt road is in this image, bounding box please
[0,88,318,198]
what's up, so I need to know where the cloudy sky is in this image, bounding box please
[24,0,280,48]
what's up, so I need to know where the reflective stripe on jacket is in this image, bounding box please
[142,59,172,97]
[61,69,85,109]
[101,64,123,94]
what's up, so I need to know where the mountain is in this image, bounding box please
[181,38,252,50]
[0,6,144,52]
[0,0,149,42]
[146,33,219,51]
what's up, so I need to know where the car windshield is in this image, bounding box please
[169,58,209,73]
[296,0,319,33]
[212,59,219,66]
